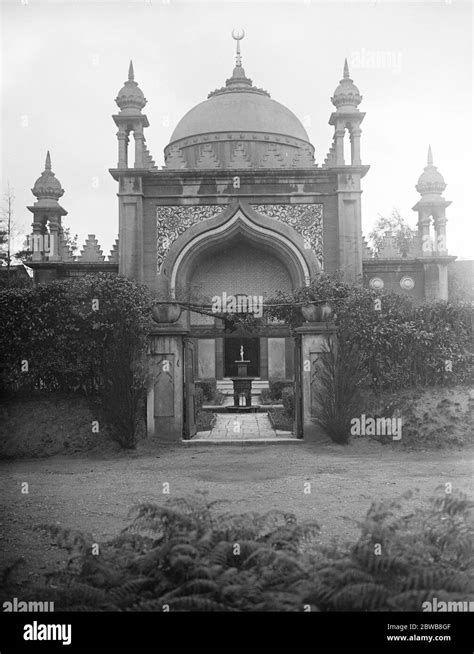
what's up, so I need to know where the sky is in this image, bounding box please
[1,0,473,260]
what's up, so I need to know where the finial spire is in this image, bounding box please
[128,60,134,81]
[343,58,350,79]
[231,28,245,67]
[427,144,433,165]
[45,150,51,171]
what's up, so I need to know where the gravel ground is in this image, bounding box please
[1,439,473,590]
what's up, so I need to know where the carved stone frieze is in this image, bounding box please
[251,203,323,265]
[156,205,223,271]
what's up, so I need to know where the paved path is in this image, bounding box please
[195,412,294,440]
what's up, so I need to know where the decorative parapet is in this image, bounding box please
[108,238,119,263]
[260,144,285,168]
[143,139,158,171]
[322,140,337,168]
[78,234,106,262]
[362,236,373,259]
[58,230,76,262]
[229,143,251,169]
[292,147,316,167]
[196,144,220,169]
[251,203,323,266]
[164,145,187,169]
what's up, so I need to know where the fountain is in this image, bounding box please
[231,344,254,409]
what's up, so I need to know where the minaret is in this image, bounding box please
[27,151,67,264]
[412,146,454,300]
[329,58,365,165]
[328,59,369,283]
[113,61,149,169]
[111,61,150,281]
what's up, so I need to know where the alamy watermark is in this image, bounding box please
[350,48,402,74]
[23,621,71,646]
[23,233,57,255]
[350,414,402,440]
[211,292,264,318]
[422,598,474,612]
[3,597,54,612]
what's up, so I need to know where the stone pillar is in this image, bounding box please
[118,176,144,282]
[134,127,144,168]
[337,188,363,283]
[31,220,43,262]
[147,324,189,442]
[334,129,345,165]
[117,129,128,168]
[295,322,337,442]
[418,211,432,256]
[48,220,61,262]
[434,214,448,254]
[350,128,362,165]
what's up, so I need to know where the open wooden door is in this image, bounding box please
[183,338,197,439]
[294,334,303,438]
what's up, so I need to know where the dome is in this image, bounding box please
[165,56,315,169]
[331,59,362,111]
[416,146,446,196]
[170,87,310,143]
[115,61,147,114]
[32,151,64,201]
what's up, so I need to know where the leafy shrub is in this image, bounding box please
[196,380,216,402]
[308,489,474,611]
[2,489,472,612]
[266,273,472,391]
[0,274,154,448]
[4,493,320,612]
[194,388,205,411]
[259,388,272,404]
[314,334,366,444]
[196,410,215,432]
[268,408,293,431]
[195,381,226,406]
[269,381,292,401]
[282,387,295,418]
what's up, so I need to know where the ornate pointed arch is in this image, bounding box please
[162,202,320,295]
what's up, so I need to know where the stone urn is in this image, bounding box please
[301,302,333,322]
[152,302,182,324]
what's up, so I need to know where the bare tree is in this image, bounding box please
[0,185,15,285]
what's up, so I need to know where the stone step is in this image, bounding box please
[183,438,300,446]
[216,379,269,396]
[202,404,283,413]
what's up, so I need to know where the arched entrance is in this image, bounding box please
[165,205,316,391]
[150,203,323,440]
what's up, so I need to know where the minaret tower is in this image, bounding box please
[27,151,67,265]
[111,61,150,281]
[328,59,369,282]
[412,146,454,300]
[329,58,365,166]
[113,61,149,169]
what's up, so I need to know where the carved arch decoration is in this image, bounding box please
[158,203,321,295]
[156,202,323,277]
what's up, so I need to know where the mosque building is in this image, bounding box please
[25,33,456,387]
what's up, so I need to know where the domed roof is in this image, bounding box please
[32,151,64,201]
[331,59,362,111]
[170,81,309,144]
[416,146,446,195]
[115,61,147,114]
[165,40,314,170]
